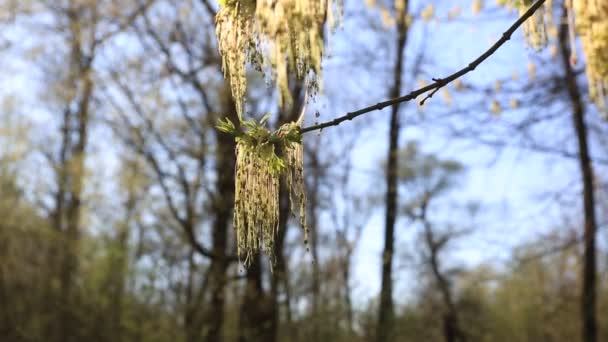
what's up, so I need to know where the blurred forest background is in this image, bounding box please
[0,0,607,341]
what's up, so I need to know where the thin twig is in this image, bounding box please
[300,0,546,134]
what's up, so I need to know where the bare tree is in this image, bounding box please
[102,2,240,339]
[378,2,410,341]
[557,4,600,341]
[398,142,469,342]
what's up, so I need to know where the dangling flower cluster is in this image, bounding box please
[497,0,548,50]
[569,0,608,113]
[496,0,607,115]
[520,0,548,50]
[218,115,307,266]
[215,1,255,117]
[234,138,281,265]
[216,0,342,116]
[280,122,308,249]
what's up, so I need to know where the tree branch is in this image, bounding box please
[300,0,546,134]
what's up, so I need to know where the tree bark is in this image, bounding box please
[377,4,409,341]
[558,7,599,342]
[58,74,92,342]
[342,247,354,335]
[267,81,305,342]
[184,248,199,342]
[108,182,138,341]
[239,256,274,342]
[270,182,293,340]
[307,145,322,340]
[201,87,240,342]
[421,217,465,342]
[56,17,94,338]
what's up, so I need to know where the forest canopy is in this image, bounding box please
[0,0,607,342]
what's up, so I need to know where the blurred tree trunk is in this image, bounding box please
[52,9,95,341]
[0,220,15,338]
[108,176,137,340]
[203,93,239,342]
[239,256,274,342]
[558,7,598,342]
[338,230,358,336]
[420,202,466,342]
[271,182,294,338]
[377,3,409,341]
[110,225,129,340]
[343,255,354,333]
[333,155,365,338]
[57,60,92,342]
[184,248,199,342]
[276,82,306,339]
[108,155,147,341]
[307,142,322,340]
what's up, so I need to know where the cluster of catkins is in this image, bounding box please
[216,0,341,116]
[496,0,607,114]
[570,0,608,112]
[234,140,281,265]
[233,123,306,266]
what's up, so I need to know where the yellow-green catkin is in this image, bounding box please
[216,1,255,118]
[233,121,307,266]
[234,140,280,265]
[216,0,342,117]
[497,0,607,114]
[496,0,548,49]
[570,0,608,114]
[520,1,547,50]
[283,128,308,249]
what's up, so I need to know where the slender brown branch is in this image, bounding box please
[300,0,546,134]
